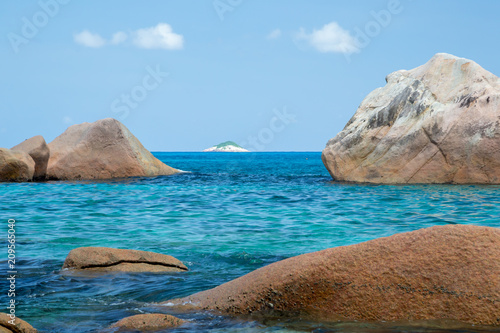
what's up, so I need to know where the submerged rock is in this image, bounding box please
[47,118,179,180]
[62,247,188,273]
[167,225,500,327]
[203,141,249,152]
[322,53,500,184]
[11,135,50,180]
[0,148,35,182]
[0,313,37,333]
[110,314,185,331]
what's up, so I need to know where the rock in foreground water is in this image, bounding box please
[0,148,35,182]
[47,118,179,180]
[11,135,50,180]
[322,53,500,184]
[168,225,500,327]
[110,314,185,331]
[0,313,37,333]
[62,247,188,273]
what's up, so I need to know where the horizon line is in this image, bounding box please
[151,150,323,153]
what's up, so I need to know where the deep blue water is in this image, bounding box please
[1,152,499,332]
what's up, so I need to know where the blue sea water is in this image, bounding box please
[1,152,499,332]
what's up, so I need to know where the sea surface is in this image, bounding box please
[1,152,499,333]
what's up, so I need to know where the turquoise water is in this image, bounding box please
[1,152,499,332]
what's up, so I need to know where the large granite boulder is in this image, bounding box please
[0,313,37,333]
[322,53,500,184]
[168,225,500,327]
[11,135,50,180]
[62,247,188,273]
[0,148,35,182]
[110,314,185,331]
[47,118,179,180]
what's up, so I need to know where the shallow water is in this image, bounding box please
[1,152,499,332]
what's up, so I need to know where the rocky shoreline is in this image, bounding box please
[2,53,500,331]
[0,118,179,182]
[2,224,499,331]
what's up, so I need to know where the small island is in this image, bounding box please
[203,141,250,152]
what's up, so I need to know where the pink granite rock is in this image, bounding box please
[0,148,35,182]
[110,314,185,331]
[12,135,50,180]
[47,118,179,180]
[322,53,500,184]
[62,247,188,273]
[168,225,500,327]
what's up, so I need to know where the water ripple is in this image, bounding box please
[0,153,498,332]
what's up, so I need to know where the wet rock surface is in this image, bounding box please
[109,314,185,331]
[62,247,188,273]
[0,313,37,333]
[168,225,500,326]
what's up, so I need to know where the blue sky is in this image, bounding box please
[1,0,499,151]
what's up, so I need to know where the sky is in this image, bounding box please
[1,0,499,152]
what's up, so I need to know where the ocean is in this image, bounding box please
[1,152,499,332]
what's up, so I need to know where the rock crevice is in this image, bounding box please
[78,259,188,271]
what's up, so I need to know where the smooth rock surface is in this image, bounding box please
[62,247,188,273]
[322,53,500,184]
[47,118,179,180]
[0,313,37,333]
[110,314,185,331]
[11,135,50,180]
[168,225,500,326]
[0,148,35,182]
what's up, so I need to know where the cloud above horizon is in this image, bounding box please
[74,23,183,50]
[133,23,183,50]
[74,30,106,48]
[296,22,359,54]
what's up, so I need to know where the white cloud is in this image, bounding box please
[73,24,184,50]
[296,22,359,54]
[133,23,183,50]
[63,116,73,124]
[267,29,282,40]
[111,31,128,45]
[74,30,106,48]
